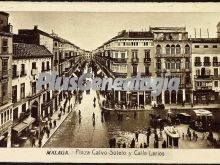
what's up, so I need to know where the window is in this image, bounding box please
[115,52,118,58]
[7,110,9,121]
[32,62,36,69]
[171,45,175,55]
[13,108,18,120]
[195,45,200,48]
[156,59,161,70]
[156,45,161,54]
[4,111,6,123]
[213,45,217,48]
[195,57,201,62]
[213,57,218,63]
[22,103,26,112]
[132,65,137,76]
[144,50,150,59]
[214,68,218,76]
[12,65,17,78]
[204,57,210,66]
[145,66,150,76]
[2,59,8,76]
[171,61,175,69]
[185,59,190,69]
[132,50,138,58]
[42,62,45,71]
[47,61,50,70]
[165,60,171,69]
[121,52,125,59]
[166,45,170,55]
[2,82,8,98]
[2,39,8,53]
[176,45,181,54]
[144,42,148,46]
[20,64,25,76]
[32,82,36,95]
[20,83,25,99]
[1,113,3,125]
[176,60,181,69]
[214,81,218,87]
[12,85,17,103]
[204,45,208,48]
[185,45,190,54]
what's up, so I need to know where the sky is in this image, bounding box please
[8,12,220,51]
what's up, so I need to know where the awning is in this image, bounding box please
[13,122,28,133]
[23,117,36,125]
[0,135,5,141]
[193,109,213,117]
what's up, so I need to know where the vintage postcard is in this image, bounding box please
[0,2,220,164]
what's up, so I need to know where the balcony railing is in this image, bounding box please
[144,58,151,63]
[131,58,139,63]
[194,62,202,66]
[195,86,213,90]
[203,62,211,66]
[112,58,127,63]
[213,62,220,67]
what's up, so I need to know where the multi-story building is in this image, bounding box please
[0,12,13,147]
[150,27,192,105]
[94,30,155,108]
[191,24,220,104]
[11,43,53,141]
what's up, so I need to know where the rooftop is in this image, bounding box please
[150,27,187,33]
[13,43,53,59]
[0,12,9,16]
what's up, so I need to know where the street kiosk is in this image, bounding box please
[164,126,180,148]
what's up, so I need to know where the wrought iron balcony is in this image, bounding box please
[194,62,202,66]
[203,62,211,66]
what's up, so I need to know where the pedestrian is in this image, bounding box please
[131,138,135,148]
[38,138,42,147]
[195,134,198,141]
[36,130,39,138]
[49,121,52,129]
[32,138,36,147]
[122,142,126,148]
[147,132,150,145]
[182,133,184,139]
[144,143,148,148]
[92,112,95,121]
[109,139,112,148]
[188,131,191,141]
[117,142,121,148]
[47,129,50,138]
[79,110,81,116]
[135,132,139,142]
[112,138,116,148]
[162,140,166,148]
[53,119,57,128]
[140,143,143,148]
[193,131,196,140]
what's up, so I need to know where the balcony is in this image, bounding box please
[194,62,202,67]
[12,71,19,79]
[31,68,38,76]
[131,58,139,63]
[112,58,127,63]
[195,86,213,90]
[194,75,211,79]
[213,62,220,67]
[20,70,27,77]
[144,58,151,63]
[203,62,211,66]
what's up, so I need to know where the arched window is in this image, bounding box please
[156,45,161,54]
[171,60,175,69]
[176,60,181,69]
[176,44,181,54]
[171,45,175,55]
[185,45,190,54]
[166,44,170,55]
[156,59,161,69]
[165,60,170,69]
[185,59,190,69]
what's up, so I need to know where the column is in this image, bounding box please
[144,91,146,106]
[118,90,121,102]
[182,89,186,102]
[169,91,171,105]
[7,127,12,148]
[137,92,140,107]
[176,92,178,104]
[162,90,165,104]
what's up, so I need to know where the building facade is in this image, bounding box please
[0,12,13,147]
[150,27,192,105]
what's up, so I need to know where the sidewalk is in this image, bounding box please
[16,95,77,148]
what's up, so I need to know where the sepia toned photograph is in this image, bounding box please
[1,5,220,157]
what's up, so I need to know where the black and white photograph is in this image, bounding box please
[1,2,220,163]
